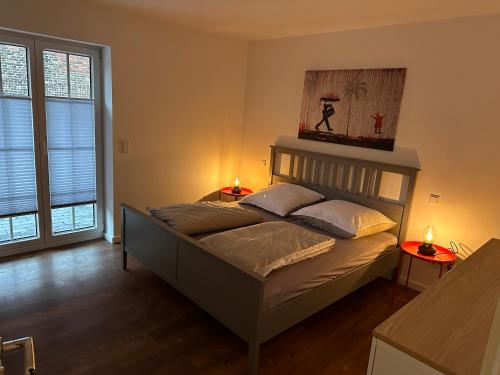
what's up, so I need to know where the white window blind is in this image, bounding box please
[43,51,96,209]
[0,44,38,217]
[45,99,96,208]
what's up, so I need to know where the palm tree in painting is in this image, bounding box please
[343,80,367,138]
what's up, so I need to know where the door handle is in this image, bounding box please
[0,336,36,375]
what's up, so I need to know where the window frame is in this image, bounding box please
[34,38,104,246]
[0,31,46,254]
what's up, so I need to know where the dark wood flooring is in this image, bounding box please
[0,240,418,375]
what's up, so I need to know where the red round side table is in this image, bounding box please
[393,240,457,298]
[219,187,253,201]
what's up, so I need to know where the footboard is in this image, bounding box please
[120,204,265,345]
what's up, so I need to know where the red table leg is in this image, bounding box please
[405,256,413,289]
[393,251,405,301]
[439,262,444,278]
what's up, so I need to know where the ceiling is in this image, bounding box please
[87,0,500,40]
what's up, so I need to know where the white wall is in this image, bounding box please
[240,15,500,288]
[0,0,248,239]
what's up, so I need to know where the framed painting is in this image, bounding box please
[298,68,406,151]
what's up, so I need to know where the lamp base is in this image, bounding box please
[231,187,241,194]
[418,243,436,256]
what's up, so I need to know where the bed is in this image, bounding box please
[120,146,419,374]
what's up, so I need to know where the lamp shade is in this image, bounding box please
[231,176,241,194]
[423,225,436,245]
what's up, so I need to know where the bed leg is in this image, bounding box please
[121,206,127,270]
[248,341,260,375]
[122,250,128,270]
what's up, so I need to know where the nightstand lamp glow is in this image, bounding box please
[220,178,252,201]
[418,225,437,256]
[231,176,241,194]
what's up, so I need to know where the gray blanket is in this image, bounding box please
[148,201,263,235]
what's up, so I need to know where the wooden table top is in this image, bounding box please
[374,238,500,375]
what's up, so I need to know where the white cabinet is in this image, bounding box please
[368,239,500,375]
[367,338,444,375]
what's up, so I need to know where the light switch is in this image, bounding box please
[262,159,267,166]
[429,193,440,205]
[121,139,130,154]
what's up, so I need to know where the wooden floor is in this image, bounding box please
[0,240,418,375]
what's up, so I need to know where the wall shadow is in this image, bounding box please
[274,135,421,169]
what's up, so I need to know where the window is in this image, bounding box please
[52,204,95,234]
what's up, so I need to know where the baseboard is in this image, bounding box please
[398,277,427,292]
[383,272,428,292]
[104,232,121,244]
[0,232,104,258]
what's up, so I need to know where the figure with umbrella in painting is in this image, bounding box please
[315,95,340,132]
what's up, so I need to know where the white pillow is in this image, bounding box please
[292,200,396,239]
[239,183,324,217]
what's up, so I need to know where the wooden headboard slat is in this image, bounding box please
[288,155,295,179]
[372,169,382,199]
[362,167,371,198]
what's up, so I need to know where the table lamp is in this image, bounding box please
[418,225,437,256]
[231,176,241,194]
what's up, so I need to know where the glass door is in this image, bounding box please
[0,31,103,255]
[0,33,45,252]
[35,40,103,245]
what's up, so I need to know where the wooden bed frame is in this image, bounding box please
[120,145,419,374]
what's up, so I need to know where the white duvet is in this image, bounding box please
[200,221,335,277]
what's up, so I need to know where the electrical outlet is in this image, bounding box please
[429,193,440,205]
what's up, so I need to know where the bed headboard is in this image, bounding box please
[269,145,419,244]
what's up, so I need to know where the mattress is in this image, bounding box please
[263,230,397,311]
[193,203,398,311]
